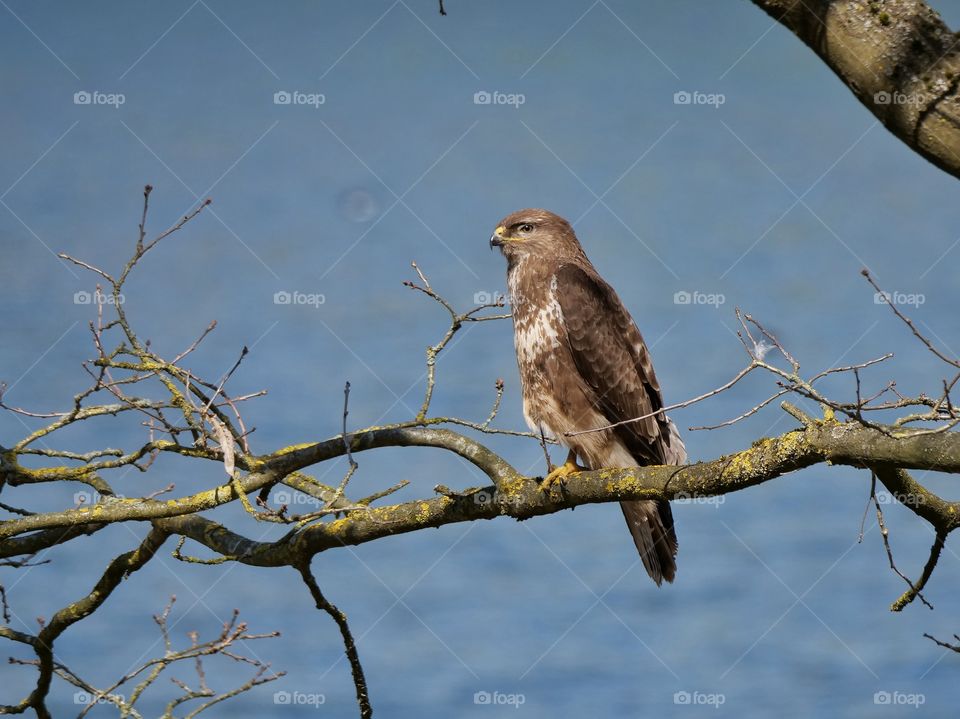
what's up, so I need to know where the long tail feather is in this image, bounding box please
[620,499,678,585]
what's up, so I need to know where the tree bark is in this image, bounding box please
[752,0,960,179]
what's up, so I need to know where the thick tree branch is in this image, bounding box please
[0,523,105,560]
[752,0,960,180]
[128,413,960,572]
[6,415,960,558]
[0,426,518,542]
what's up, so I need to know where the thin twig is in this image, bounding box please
[862,268,960,369]
[297,563,371,719]
[870,472,933,610]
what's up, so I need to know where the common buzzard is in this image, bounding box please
[491,209,685,585]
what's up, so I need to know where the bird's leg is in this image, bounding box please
[541,449,586,493]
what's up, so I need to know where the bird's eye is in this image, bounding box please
[518,223,534,233]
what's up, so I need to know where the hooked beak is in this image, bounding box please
[489,225,506,249]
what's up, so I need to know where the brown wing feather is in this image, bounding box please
[554,262,679,584]
[554,263,672,464]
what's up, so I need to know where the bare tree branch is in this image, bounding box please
[297,563,371,719]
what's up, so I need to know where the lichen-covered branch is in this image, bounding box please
[0,425,518,542]
[7,411,960,558]
[106,413,960,573]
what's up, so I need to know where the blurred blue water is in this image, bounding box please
[3,1,960,716]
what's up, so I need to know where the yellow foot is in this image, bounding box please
[540,453,586,494]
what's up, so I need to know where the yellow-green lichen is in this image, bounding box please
[272,443,317,457]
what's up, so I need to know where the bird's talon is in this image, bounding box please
[540,455,585,494]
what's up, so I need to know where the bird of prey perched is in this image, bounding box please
[490,209,686,585]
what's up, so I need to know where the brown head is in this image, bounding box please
[490,209,586,265]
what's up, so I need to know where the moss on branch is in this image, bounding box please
[5,418,960,554]
[96,417,960,569]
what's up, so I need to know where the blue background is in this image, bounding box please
[2,1,960,716]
